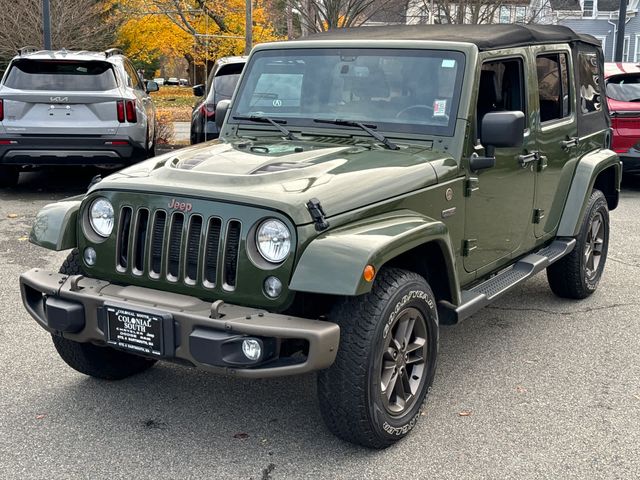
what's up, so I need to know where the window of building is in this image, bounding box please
[623,35,631,61]
[499,6,510,23]
[536,53,571,123]
[583,0,594,18]
[635,35,640,62]
[515,6,527,23]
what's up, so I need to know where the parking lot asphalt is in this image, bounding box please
[0,167,639,480]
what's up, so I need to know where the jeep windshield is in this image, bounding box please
[231,48,465,137]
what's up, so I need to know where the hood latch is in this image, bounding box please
[306,198,330,232]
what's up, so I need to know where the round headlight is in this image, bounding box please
[89,198,115,238]
[256,219,291,263]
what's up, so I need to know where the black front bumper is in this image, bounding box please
[20,269,340,377]
[0,135,139,166]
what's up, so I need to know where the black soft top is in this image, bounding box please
[306,24,600,51]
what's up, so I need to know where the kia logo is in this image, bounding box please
[168,199,193,212]
[50,96,68,102]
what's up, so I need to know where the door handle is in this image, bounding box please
[561,137,579,149]
[518,151,539,167]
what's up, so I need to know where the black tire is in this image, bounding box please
[317,268,438,449]
[547,189,609,299]
[0,166,19,188]
[51,249,157,380]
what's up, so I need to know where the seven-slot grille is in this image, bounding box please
[115,206,241,289]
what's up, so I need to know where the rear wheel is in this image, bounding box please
[51,249,157,380]
[0,166,19,188]
[317,268,438,449]
[547,189,609,299]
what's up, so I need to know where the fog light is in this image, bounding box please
[242,339,262,361]
[263,276,283,298]
[83,247,97,266]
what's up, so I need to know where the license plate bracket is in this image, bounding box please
[104,304,174,357]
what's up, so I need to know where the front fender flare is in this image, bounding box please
[557,149,621,237]
[290,210,459,300]
[29,199,81,251]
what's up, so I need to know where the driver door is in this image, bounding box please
[463,56,537,274]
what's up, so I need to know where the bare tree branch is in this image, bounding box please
[0,0,115,66]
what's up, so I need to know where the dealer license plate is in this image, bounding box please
[106,306,165,356]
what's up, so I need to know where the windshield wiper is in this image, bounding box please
[313,119,399,150]
[233,114,300,141]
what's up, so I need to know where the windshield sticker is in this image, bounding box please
[433,99,447,117]
[441,59,456,68]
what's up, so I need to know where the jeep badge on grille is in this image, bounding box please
[168,199,193,212]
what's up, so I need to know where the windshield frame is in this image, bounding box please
[228,47,466,138]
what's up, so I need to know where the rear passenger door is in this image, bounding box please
[532,47,578,238]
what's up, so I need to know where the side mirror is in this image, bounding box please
[470,111,525,172]
[481,111,525,151]
[146,81,159,93]
[193,84,205,97]
[215,99,231,129]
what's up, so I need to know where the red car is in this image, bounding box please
[605,62,640,174]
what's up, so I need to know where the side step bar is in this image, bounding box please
[440,239,576,324]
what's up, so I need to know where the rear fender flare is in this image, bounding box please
[557,149,621,237]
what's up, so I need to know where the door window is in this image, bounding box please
[536,53,571,123]
[476,58,525,138]
[124,61,144,91]
[578,52,602,114]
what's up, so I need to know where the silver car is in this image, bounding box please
[0,47,158,187]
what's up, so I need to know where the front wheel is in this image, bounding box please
[317,268,438,449]
[51,249,157,380]
[547,189,609,299]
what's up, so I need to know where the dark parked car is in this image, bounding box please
[605,62,640,174]
[190,56,246,144]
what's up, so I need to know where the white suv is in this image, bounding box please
[0,47,158,187]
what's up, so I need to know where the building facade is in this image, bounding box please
[551,1,640,62]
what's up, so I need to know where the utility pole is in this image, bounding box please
[245,0,252,55]
[42,0,52,50]
[614,0,628,62]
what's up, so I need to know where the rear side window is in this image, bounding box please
[213,73,241,99]
[3,60,118,91]
[536,53,571,123]
[578,53,602,114]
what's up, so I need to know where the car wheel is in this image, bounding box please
[51,249,157,380]
[317,268,438,449]
[0,166,19,188]
[547,189,609,299]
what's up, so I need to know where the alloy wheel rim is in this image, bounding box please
[584,211,605,281]
[378,307,429,416]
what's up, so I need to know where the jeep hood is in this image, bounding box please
[94,139,454,225]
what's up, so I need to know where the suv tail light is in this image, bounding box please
[116,100,125,123]
[0,99,4,121]
[200,103,215,118]
[125,100,137,123]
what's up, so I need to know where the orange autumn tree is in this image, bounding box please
[114,0,279,82]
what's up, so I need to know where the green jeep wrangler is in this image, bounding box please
[20,24,620,449]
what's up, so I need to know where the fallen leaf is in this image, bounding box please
[35,414,46,420]
[233,432,249,439]
[633,394,640,401]
[18,237,28,242]
[516,385,528,393]
[7,214,18,219]
[458,410,472,417]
